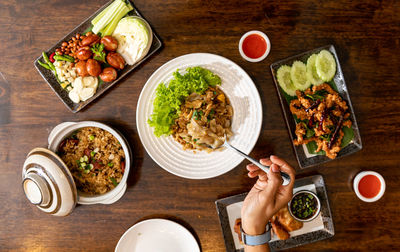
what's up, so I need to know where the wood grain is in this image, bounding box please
[1,0,400,251]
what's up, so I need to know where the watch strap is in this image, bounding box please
[240,223,271,246]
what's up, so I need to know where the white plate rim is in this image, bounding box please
[136,53,263,179]
[115,218,200,252]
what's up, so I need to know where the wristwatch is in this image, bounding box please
[240,222,272,246]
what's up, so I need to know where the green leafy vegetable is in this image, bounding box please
[148,67,221,137]
[91,44,106,63]
[340,126,354,148]
[306,126,354,155]
[306,128,315,138]
[193,110,203,120]
[110,177,118,187]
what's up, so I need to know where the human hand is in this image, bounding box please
[241,155,296,235]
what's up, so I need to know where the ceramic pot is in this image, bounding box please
[22,121,132,216]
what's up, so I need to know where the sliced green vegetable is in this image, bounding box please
[276,65,296,96]
[89,135,95,140]
[92,0,122,34]
[108,162,114,167]
[193,110,203,120]
[102,3,132,36]
[290,61,311,91]
[306,54,324,85]
[91,0,133,36]
[91,0,119,26]
[316,50,336,82]
[110,177,118,186]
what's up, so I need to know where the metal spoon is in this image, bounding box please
[211,135,291,186]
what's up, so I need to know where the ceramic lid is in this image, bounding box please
[22,147,77,216]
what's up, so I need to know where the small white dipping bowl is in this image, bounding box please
[353,171,385,203]
[238,30,271,62]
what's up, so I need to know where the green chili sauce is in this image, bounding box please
[290,192,318,220]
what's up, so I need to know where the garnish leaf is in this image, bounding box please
[91,43,106,63]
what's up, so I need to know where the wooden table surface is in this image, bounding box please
[1,0,400,251]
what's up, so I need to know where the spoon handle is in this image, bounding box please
[224,142,291,186]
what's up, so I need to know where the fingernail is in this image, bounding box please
[271,164,280,173]
[260,158,269,163]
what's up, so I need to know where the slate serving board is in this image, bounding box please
[34,0,162,113]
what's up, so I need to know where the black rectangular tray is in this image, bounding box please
[34,0,162,113]
[215,175,334,251]
[270,45,362,168]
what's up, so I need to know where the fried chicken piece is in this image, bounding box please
[271,217,290,240]
[298,94,311,110]
[233,218,243,243]
[293,123,306,145]
[321,130,344,159]
[290,99,308,120]
[312,83,336,94]
[316,138,324,153]
[343,119,352,128]
[274,207,303,232]
[289,83,352,160]
[270,206,303,240]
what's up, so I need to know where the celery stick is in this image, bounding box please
[92,3,119,34]
[126,1,133,11]
[102,6,130,36]
[101,3,126,35]
[92,0,123,34]
[92,0,118,26]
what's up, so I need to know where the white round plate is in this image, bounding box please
[115,219,200,252]
[136,53,263,179]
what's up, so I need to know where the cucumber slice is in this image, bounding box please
[290,61,311,91]
[316,50,336,81]
[306,54,324,85]
[277,65,296,96]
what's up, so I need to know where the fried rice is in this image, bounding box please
[58,127,125,195]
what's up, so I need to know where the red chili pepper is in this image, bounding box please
[328,116,344,149]
[318,108,327,132]
[308,115,314,128]
[306,99,321,113]
[121,161,125,174]
[49,52,56,63]
[93,161,103,170]
[84,148,91,158]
